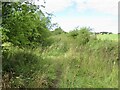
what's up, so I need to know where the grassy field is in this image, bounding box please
[3,33,118,88]
[97,34,118,41]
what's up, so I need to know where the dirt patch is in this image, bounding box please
[49,64,62,88]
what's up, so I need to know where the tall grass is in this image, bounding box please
[2,31,118,88]
[58,39,118,88]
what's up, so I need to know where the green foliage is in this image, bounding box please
[52,27,65,35]
[1,27,9,43]
[69,29,79,39]
[76,27,91,45]
[2,47,43,88]
[69,27,91,45]
[2,2,52,47]
[2,2,53,88]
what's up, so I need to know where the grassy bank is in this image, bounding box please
[2,33,118,88]
[41,34,118,88]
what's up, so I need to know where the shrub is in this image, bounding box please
[76,27,91,45]
[69,30,79,39]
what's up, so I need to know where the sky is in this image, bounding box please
[35,0,119,33]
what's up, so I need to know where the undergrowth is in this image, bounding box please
[2,29,118,88]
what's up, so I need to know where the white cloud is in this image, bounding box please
[44,0,73,13]
[35,0,118,16]
[74,0,119,16]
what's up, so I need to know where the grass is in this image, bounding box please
[58,39,118,88]
[2,33,118,88]
[97,34,118,41]
[38,34,118,88]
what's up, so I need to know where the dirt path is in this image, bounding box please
[49,63,63,88]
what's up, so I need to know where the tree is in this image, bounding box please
[2,1,52,47]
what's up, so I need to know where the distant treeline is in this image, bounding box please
[51,28,115,35]
[94,32,113,35]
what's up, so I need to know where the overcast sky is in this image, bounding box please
[35,0,118,33]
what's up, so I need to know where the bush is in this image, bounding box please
[69,30,79,39]
[76,27,91,45]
